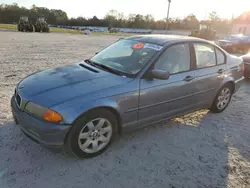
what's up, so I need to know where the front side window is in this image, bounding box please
[154,43,190,74]
[91,39,162,75]
[194,43,216,68]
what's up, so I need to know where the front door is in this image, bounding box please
[138,43,199,125]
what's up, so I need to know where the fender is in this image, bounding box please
[53,96,121,124]
[52,88,139,126]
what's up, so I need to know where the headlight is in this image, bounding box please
[25,102,47,117]
[25,102,62,123]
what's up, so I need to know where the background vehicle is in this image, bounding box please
[17,16,33,32]
[11,35,244,158]
[34,17,50,32]
[241,54,250,79]
[189,23,216,40]
[216,34,250,53]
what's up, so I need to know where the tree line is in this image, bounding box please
[0,3,232,32]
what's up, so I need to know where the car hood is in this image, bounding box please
[17,62,132,107]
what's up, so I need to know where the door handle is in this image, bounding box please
[217,69,223,74]
[183,76,194,82]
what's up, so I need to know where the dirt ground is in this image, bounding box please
[0,32,250,188]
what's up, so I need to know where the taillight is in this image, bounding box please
[242,63,245,73]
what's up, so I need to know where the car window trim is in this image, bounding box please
[189,42,197,70]
[191,42,218,70]
[214,47,227,65]
[151,42,192,75]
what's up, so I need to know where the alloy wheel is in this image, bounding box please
[78,118,112,153]
[216,87,231,110]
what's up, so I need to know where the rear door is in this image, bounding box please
[191,42,226,105]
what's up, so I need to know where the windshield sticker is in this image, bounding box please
[144,43,163,51]
[132,43,145,49]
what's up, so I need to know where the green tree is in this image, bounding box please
[208,11,220,21]
[184,14,199,29]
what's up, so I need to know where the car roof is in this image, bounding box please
[125,34,209,45]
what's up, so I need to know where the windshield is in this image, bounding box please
[90,39,163,75]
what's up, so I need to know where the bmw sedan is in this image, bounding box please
[11,35,244,158]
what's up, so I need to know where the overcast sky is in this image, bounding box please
[3,0,249,20]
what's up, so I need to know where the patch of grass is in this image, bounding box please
[0,24,134,36]
[0,24,17,31]
[92,32,133,37]
[49,27,82,34]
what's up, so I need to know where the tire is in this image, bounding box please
[29,26,33,32]
[44,27,49,32]
[65,109,118,158]
[210,84,233,113]
[35,26,40,32]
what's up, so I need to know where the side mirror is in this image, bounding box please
[95,52,99,55]
[151,69,170,80]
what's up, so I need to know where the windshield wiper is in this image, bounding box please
[84,59,97,68]
[85,59,123,76]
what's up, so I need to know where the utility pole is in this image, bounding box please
[166,0,171,33]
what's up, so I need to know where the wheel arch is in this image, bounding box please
[71,106,123,134]
[209,79,235,113]
[220,79,235,93]
[63,104,123,155]
[225,81,235,93]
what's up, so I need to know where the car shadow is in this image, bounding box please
[0,109,230,188]
[224,80,250,163]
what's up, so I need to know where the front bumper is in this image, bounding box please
[11,96,71,149]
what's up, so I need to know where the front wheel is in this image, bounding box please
[210,84,233,113]
[65,109,118,158]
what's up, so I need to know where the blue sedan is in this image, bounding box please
[11,35,244,158]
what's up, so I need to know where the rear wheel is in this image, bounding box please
[29,26,33,32]
[35,26,40,32]
[65,109,118,158]
[44,27,50,32]
[210,84,233,113]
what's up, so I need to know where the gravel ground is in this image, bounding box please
[0,32,250,188]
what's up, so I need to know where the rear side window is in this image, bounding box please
[194,43,216,68]
[216,48,225,65]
